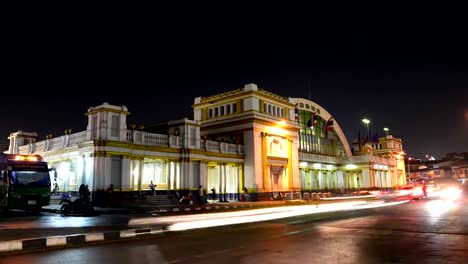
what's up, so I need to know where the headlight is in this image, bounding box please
[440,187,462,200]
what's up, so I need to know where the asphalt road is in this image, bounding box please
[2,197,467,264]
[0,210,134,241]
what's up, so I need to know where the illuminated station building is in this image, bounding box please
[6,83,406,203]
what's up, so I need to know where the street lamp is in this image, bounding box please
[383,127,389,136]
[362,118,370,142]
[407,157,412,181]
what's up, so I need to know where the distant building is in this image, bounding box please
[407,153,468,184]
[6,83,407,204]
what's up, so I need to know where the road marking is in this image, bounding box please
[0,240,22,252]
[85,233,104,242]
[46,236,67,247]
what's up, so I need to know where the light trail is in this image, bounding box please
[128,200,408,231]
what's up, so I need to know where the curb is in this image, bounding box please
[0,227,166,255]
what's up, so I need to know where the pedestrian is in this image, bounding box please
[242,186,248,201]
[422,182,428,198]
[198,185,205,205]
[105,184,114,207]
[78,184,86,198]
[149,181,156,196]
[53,182,60,194]
[211,187,216,202]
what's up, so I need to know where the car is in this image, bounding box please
[375,184,433,201]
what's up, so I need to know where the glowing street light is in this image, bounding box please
[383,127,389,136]
[407,157,412,180]
[362,118,370,141]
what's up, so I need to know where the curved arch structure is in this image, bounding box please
[290,97,352,159]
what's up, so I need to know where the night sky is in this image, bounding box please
[2,3,468,160]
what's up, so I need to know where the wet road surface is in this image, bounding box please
[0,210,136,241]
[2,197,467,263]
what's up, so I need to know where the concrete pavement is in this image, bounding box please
[0,195,378,255]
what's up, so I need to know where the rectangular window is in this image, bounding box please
[190,127,196,146]
[220,106,225,115]
[226,105,231,114]
[233,103,238,113]
[264,103,267,112]
[209,108,213,118]
[214,108,219,116]
[111,115,119,137]
[280,108,284,117]
[91,116,97,138]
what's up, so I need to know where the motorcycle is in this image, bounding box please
[60,194,95,216]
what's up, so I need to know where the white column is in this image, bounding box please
[102,156,111,189]
[386,171,392,188]
[137,159,143,191]
[188,161,194,189]
[236,164,240,200]
[318,171,323,189]
[175,162,181,189]
[224,164,228,200]
[93,155,103,190]
[121,157,131,191]
[200,161,207,188]
[166,161,171,190]
[218,165,223,200]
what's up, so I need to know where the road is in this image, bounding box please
[2,197,467,264]
[0,210,134,241]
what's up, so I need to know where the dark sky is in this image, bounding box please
[2,3,468,159]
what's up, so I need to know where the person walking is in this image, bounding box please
[149,181,156,196]
[105,184,114,207]
[422,181,428,198]
[198,185,205,205]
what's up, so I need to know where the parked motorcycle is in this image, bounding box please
[60,195,95,216]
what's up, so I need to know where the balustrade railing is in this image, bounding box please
[13,129,245,155]
[68,131,87,146]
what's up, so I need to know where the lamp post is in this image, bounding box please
[383,127,389,136]
[407,157,412,181]
[362,118,370,142]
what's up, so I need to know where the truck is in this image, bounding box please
[0,153,51,212]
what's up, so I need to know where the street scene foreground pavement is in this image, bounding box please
[0,196,392,255]
[1,196,467,264]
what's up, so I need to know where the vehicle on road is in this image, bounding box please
[0,153,51,212]
[375,184,436,201]
[60,194,95,216]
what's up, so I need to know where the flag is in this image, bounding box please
[306,112,318,129]
[326,118,334,131]
[294,104,299,123]
[323,117,334,137]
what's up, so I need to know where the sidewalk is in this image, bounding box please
[0,195,377,255]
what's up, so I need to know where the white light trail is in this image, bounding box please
[128,201,408,231]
